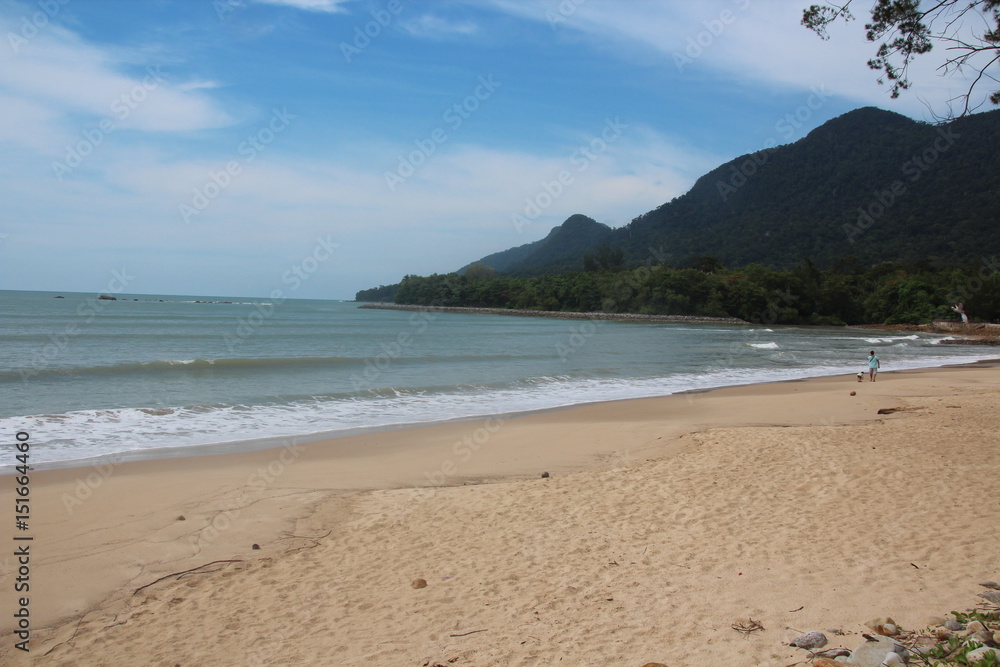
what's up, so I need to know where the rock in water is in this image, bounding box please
[791,631,828,649]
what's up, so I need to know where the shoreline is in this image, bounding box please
[3,362,1000,665]
[852,321,1000,345]
[10,355,1000,474]
[357,302,747,324]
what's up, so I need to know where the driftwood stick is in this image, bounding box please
[133,559,244,595]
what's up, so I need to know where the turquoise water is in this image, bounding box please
[1,289,996,466]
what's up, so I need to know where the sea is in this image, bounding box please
[2,289,997,469]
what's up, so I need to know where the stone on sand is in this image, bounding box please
[845,634,897,666]
[791,631,828,649]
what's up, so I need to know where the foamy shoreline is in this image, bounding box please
[11,355,999,473]
[3,364,999,665]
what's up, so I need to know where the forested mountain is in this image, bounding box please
[357,107,1000,324]
[459,214,612,276]
[612,106,999,270]
[465,107,1000,275]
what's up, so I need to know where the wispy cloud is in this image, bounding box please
[177,80,225,92]
[479,0,997,121]
[401,14,480,39]
[250,0,351,13]
[0,10,233,147]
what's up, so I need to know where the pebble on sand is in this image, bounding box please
[965,646,1000,664]
[865,617,900,636]
[411,578,427,589]
[812,659,841,667]
[790,631,828,649]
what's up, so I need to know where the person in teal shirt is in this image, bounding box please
[867,350,880,382]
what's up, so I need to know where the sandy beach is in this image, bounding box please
[3,363,999,666]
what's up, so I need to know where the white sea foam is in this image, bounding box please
[5,351,996,467]
[3,293,998,468]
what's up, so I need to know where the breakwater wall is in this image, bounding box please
[357,303,747,325]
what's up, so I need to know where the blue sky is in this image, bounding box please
[0,0,995,299]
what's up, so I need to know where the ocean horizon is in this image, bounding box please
[3,288,998,469]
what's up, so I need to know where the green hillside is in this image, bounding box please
[459,214,612,276]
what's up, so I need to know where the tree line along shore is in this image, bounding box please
[356,258,1000,327]
[357,303,745,325]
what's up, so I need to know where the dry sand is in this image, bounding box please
[2,365,999,666]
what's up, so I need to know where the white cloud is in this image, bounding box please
[481,0,1000,121]
[0,94,63,152]
[400,14,480,39]
[0,7,233,144]
[0,108,720,295]
[250,0,351,13]
[177,80,225,92]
